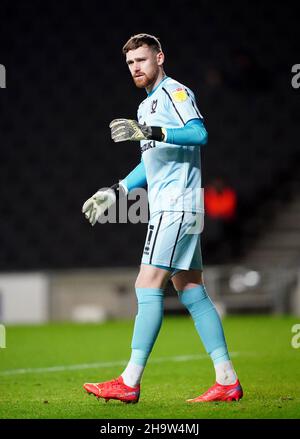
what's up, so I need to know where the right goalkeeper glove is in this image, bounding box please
[82,183,125,226]
[109,119,165,143]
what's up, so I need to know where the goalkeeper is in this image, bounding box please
[82,34,243,404]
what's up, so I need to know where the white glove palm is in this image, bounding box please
[82,189,116,226]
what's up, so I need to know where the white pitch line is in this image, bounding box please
[0,352,239,376]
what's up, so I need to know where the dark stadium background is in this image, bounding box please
[0,0,299,271]
[1,1,300,425]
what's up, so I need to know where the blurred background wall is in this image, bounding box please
[0,0,299,322]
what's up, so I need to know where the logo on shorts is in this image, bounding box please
[143,225,154,255]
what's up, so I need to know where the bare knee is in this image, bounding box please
[135,264,171,289]
[172,269,204,292]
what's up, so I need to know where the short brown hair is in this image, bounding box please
[122,33,162,55]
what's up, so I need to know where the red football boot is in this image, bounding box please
[83,376,140,404]
[187,379,243,403]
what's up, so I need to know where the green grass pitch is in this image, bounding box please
[0,315,299,419]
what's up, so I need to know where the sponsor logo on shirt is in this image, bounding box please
[172,87,188,102]
[141,140,156,154]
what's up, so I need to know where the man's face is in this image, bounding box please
[126,45,164,89]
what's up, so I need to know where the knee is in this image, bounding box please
[172,270,204,292]
[135,265,170,289]
[135,277,156,289]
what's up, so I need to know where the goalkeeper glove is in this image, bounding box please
[109,118,166,143]
[82,183,125,226]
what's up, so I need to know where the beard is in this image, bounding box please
[133,70,158,89]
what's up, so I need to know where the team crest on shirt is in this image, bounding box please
[172,87,188,102]
[150,99,158,113]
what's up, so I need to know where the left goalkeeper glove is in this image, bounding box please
[109,118,165,143]
[82,184,125,226]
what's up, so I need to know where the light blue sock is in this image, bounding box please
[130,287,164,367]
[178,285,230,365]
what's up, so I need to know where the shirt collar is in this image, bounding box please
[146,75,169,97]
